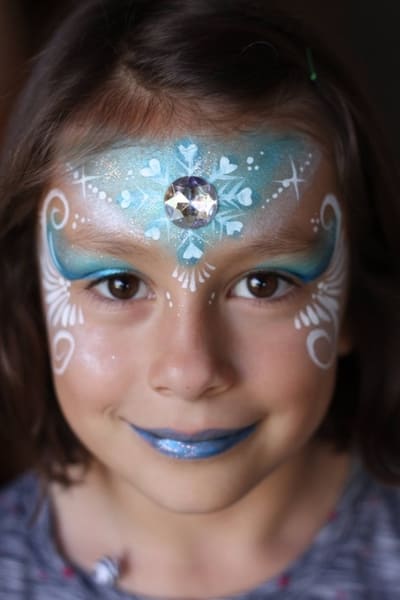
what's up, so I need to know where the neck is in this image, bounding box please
[50,442,350,597]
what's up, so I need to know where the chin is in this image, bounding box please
[133,463,268,515]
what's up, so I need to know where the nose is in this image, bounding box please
[147,303,237,401]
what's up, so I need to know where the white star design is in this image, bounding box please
[275,157,305,202]
[72,166,100,199]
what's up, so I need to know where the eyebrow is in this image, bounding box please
[241,236,315,260]
[67,229,150,259]
[66,221,324,264]
[226,221,325,262]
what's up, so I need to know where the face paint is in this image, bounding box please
[48,230,138,282]
[208,291,217,306]
[165,291,174,309]
[130,423,258,460]
[40,189,85,375]
[64,133,319,291]
[252,226,336,285]
[294,194,348,369]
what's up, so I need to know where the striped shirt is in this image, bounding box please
[1,462,400,599]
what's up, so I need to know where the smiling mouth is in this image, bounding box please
[130,423,258,460]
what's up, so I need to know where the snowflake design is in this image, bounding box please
[138,146,253,267]
[67,134,318,292]
[40,189,84,375]
[294,194,347,370]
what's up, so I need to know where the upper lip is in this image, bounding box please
[131,424,257,442]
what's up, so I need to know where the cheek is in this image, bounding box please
[48,322,136,413]
[235,321,337,455]
[236,318,337,411]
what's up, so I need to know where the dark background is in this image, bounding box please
[1,0,400,154]
[22,0,400,156]
[0,0,399,483]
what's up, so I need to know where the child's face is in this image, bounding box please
[38,130,350,512]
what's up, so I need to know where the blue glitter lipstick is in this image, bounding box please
[130,423,257,460]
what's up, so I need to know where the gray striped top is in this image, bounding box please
[1,462,400,599]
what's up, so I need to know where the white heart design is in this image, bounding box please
[178,144,198,163]
[237,187,253,206]
[140,159,161,177]
[145,227,161,240]
[183,242,203,261]
[219,156,237,175]
[120,190,132,208]
[226,221,243,236]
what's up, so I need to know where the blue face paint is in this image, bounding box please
[253,224,336,284]
[65,133,319,268]
[48,228,136,281]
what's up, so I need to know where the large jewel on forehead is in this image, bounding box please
[164,176,218,229]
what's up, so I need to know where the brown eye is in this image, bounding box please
[231,271,293,301]
[107,275,140,299]
[93,274,150,301]
[246,274,279,298]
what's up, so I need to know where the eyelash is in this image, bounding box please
[87,272,153,304]
[85,269,300,307]
[229,270,299,305]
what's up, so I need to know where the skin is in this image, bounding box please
[39,130,352,597]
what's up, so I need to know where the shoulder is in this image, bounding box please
[0,472,44,590]
[0,471,40,533]
[275,462,400,599]
[0,473,114,599]
[354,470,400,576]
[319,464,400,596]
[351,466,400,544]
[0,472,69,598]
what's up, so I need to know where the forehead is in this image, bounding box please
[49,131,337,263]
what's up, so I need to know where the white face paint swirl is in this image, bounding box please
[294,194,348,369]
[39,189,85,375]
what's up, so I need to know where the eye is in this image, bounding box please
[231,271,294,300]
[90,273,150,301]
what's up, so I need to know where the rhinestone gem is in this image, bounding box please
[164,176,218,229]
[92,556,120,586]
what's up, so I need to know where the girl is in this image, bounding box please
[1,1,400,598]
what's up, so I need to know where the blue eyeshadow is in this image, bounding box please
[254,227,336,283]
[48,229,135,281]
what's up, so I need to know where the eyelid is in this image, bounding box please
[246,266,299,283]
[85,270,154,305]
[250,264,320,285]
[48,232,145,283]
[92,275,150,302]
[82,267,140,283]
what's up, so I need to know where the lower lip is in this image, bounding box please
[130,424,257,460]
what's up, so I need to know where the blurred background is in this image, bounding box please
[0,0,398,483]
[1,0,399,152]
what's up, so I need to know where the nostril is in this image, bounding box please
[148,351,235,401]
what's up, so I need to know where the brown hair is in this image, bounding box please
[1,0,400,484]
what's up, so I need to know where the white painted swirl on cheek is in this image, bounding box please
[40,189,84,375]
[294,194,348,370]
[52,330,76,376]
